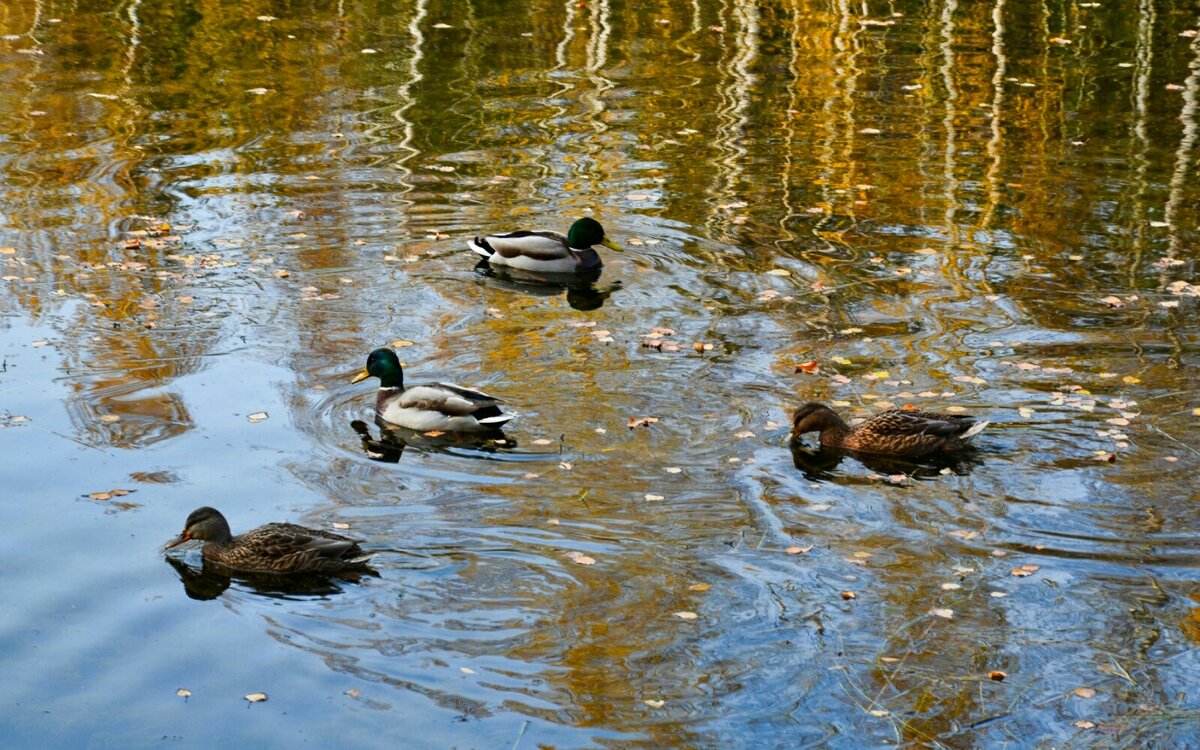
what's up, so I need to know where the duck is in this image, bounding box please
[164,506,374,575]
[468,216,622,274]
[790,402,988,458]
[351,347,514,432]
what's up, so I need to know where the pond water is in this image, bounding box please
[2,0,1199,746]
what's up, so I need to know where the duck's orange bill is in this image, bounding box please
[350,369,370,384]
[164,531,190,549]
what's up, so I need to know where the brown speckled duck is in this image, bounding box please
[790,403,988,458]
[165,507,374,575]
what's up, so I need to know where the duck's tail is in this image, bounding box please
[962,419,989,439]
[468,237,494,259]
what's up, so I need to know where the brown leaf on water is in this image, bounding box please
[841,591,857,600]
[628,416,659,429]
[392,340,415,348]
[1074,720,1096,729]
[89,492,112,500]
[786,545,813,555]
[989,671,1007,681]
[1074,687,1097,699]
[795,361,820,374]
[423,430,445,437]
[568,553,596,566]
[1011,564,1040,577]
[688,583,711,591]
[245,692,268,703]
[693,341,714,351]
[344,689,360,698]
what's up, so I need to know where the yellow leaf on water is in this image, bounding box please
[1073,687,1097,699]
[392,340,415,348]
[673,611,699,620]
[688,583,711,591]
[1122,376,1141,384]
[245,692,268,703]
[176,688,191,698]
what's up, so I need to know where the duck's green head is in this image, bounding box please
[351,348,404,388]
[566,217,622,252]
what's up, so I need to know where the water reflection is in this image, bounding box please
[790,443,982,482]
[473,260,620,310]
[164,557,373,602]
[350,417,516,464]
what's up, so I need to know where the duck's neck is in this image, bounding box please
[377,370,404,389]
[817,412,853,446]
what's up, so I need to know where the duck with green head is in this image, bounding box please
[351,347,514,432]
[468,216,622,274]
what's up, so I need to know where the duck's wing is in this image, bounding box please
[872,409,980,438]
[400,383,502,416]
[470,230,570,262]
[241,523,368,570]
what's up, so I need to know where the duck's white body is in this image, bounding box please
[375,383,514,432]
[469,230,604,274]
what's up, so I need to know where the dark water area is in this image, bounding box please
[1,0,1199,746]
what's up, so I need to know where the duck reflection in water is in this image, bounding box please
[474,260,621,311]
[351,418,516,464]
[164,557,369,601]
[790,443,983,482]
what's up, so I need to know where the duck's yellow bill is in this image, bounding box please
[601,237,624,252]
[351,369,370,384]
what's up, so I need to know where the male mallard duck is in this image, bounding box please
[351,347,514,432]
[468,216,622,273]
[164,506,374,575]
[790,402,988,458]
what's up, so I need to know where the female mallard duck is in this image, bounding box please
[468,216,622,273]
[164,507,373,575]
[351,347,514,432]
[790,402,988,458]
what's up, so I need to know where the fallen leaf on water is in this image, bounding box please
[786,545,812,555]
[673,611,698,620]
[1074,720,1096,729]
[989,671,1007,681]
[1122,375,1141,384]
[0,247,15,255]
[693,341,714,351]
[558,462,573,471]
[643,699,665,708]
[734,430,754,439]
[99,414,121,423]
[392,340,415,348]
[1192,407,1200,416]
[245,88,270,96]
[991,591,1008,598]
[1018,406,1034,418]
[1074,687,1097,699]
[423,430,445,437]
[868,709,889,717]
[795,361,820,374]
[1011,564,1040,577]
[688,583,710,592]
[247,412,268,423]
[568,552,596,566]
[332,522,350,530]
[460,667,475,674]
[644,494,664,501]
[841,591,856,600]
[628,416,659,428]
[345,689,360,697]
[766,268,790,276]
[245,692,268,703]
[665,467,682,474]
[1106,417,1130,426]
[930,608,954,619]
[176,688,191,698]
[941,583,962,591]
[532,438,553,446]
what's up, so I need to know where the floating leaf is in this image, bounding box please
[345,689,360,697]
[331,522,350,530]
[423,430,445,437]
[786,545,812,555]
[930,608,954,619]
[643,699,665,708]
[568,552,596,566]
[247,412,268,423]
[1010,564,1040,577]
[665,467,682,474]
[392,340,415,348]
[532,438,553,446]
[688,583,710,591]
[841,591,857,600]
[795,361,819,374]
[245,692,268,703]
[1073,687,1096,699]
[766,268,790,276]
[989,671,1007,681]
[1074,720,1096,729]
[176,688,191,698]
[628,416,659,428]
[100,414,121,423]
[644,494,664,501]
[673,611,698,620]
